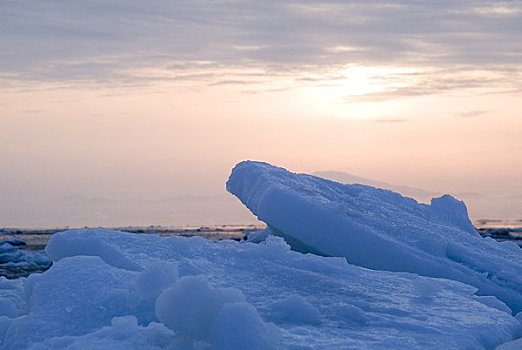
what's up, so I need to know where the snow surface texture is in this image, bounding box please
[0,229,520,349]
[227,161,522,314]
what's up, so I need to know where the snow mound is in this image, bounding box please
[211,302,277,350]
[0,229,520,349]
[227,161,522,313]
[271,294,321,325]
[46,228,140,271]
[135,261,178,300]
[29,316,177,350]
[156,275,246,340]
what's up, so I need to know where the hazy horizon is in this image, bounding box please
[2,166,520,228]
[1,1,521,227]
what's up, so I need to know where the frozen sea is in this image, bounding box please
[0,226,260,279]
[0,223,521,280]
[0,161,521,349]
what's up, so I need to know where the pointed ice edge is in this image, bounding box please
[227,160,522,313]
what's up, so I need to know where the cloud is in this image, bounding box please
[375,118,409,123]
[455,110,490,118]
[343,65,520,101]
[471,5,522,17]
[0,0,521,89]
[21,109,47,114]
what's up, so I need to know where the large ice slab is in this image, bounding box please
[0,229,520,349]
[227,161,522,313]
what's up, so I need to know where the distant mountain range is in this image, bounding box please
[313,171,438,203]
[314,171,521,224]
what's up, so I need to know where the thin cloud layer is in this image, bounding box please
[1,0,521,88]
[375,118,409,123]
[455,110,491,118]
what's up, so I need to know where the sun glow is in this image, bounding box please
[336,64,428,98]
[339,65,387,96]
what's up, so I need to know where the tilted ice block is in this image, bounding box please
[227,161,522,313]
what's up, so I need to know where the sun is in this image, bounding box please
[338,64,388,96]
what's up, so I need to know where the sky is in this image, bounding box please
[1,0,521,227]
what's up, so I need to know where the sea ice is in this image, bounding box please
[227,161,522,313]
[211,302,277,350]
[0,161,520,348]
[0,228,519,349]
[156,275,246,340]
[135,261,178,300]
[0,239,52,279]
[271,294,321,325]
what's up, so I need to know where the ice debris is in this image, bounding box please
[0,228,519,349]
[0,239,51,279]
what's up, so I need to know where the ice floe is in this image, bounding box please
[227,161,522,313]
[0,228,519,349]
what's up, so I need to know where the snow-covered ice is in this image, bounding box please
[0,160,521,349]
[0,228,520,349]
[0,239,52,279]
[227,161,522,314]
